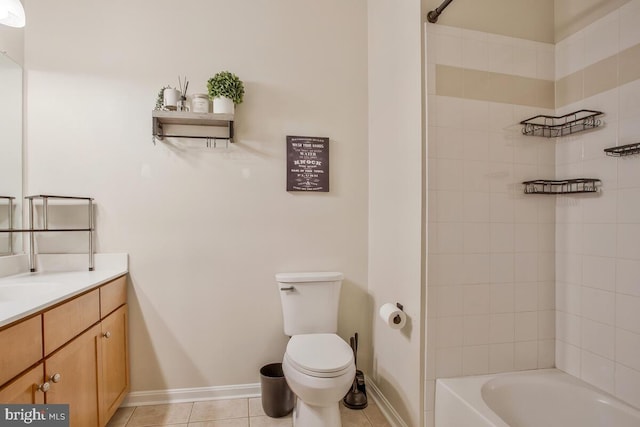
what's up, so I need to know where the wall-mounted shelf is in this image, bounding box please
[0,196,15,255]
[25,195,94,272]
[604,142,640,157]
[522,179,601,195]
[520,110,603,138]
[0,195,95,271]
[152,111,234,145]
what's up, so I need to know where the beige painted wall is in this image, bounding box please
[555,0,632,41]
[423,0,554,43]
[422,0,634,44]
[368,0,424,425]
[0,25,23,65]
[23,0,370,393]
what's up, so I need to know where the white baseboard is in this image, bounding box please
[366,378,409,427]
[121,383,261,407]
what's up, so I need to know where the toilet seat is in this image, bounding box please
[285,333,354,378]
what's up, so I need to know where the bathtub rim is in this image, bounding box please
[435,368,640,427]
[436,370,514,427]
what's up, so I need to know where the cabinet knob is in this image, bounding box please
[50,373,62,383]
[38,382,50,392]
[103,331,111,339]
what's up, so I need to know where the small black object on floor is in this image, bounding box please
[343,333,368,409]
[260,363,295,417]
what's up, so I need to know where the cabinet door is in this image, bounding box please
[100,304,129,426]
[45,324,101,427]
[0,363,45,404]
[0,315,43,385]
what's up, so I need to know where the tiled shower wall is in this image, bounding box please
[554,0,640,409]
[424,1,640,423]
[424,24,557,425]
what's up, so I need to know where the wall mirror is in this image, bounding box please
[0,51,23,255]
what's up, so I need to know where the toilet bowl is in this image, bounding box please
[282,333,355,427]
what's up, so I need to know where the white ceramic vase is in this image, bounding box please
[163,88,180,110]
[213,96,234,114]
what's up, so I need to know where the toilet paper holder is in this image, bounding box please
[393,303,404,325]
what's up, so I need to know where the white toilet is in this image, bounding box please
[276,272,355,427]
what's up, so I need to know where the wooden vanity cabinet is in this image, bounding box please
[0,275,129,427]
[43,289,100,356]
[0,315,42,385]
[99,276,129,426]
[45,324,102,427]
[0,364,45,404]
[0,315,46,404]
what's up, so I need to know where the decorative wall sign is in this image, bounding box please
[286,136,330,192]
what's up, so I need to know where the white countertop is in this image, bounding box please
[0,253,128,328]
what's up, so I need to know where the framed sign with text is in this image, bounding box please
[286,136,330,192]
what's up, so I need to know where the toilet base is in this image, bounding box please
[292,397,341,427]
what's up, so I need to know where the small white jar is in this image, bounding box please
[191,94,210,113]
[163,88,180,110]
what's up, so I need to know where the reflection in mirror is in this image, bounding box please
[0,51,22,255]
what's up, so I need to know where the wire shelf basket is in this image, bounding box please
[522,178,601,195]
[520,110,603,138]
[604,142,640,157]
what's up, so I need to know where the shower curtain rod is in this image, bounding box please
[427,0,454,23]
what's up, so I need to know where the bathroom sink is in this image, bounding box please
[0,282,62,302]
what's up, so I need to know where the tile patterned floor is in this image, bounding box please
[106,397,391,427]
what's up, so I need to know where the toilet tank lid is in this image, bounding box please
[275,272,344,283]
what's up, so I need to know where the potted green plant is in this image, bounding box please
[155,85,171,110]
[207,71,245,114]
[154,85,181,111]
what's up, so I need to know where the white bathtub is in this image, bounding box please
[435,369,640,427]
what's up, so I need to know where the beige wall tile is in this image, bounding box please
[556,71,584,108]
[435,65,555,109]
[584,55,619,98]
[463,69,490,101]
[435,36,639,108]
[534,79,556,109]
[511,77,555,109]
[436,65,464,98]
[619,43,640,85]
[487,73,515,105]
[517,78,540,108]
[553,42,640,106]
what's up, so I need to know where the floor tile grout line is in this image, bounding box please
[186,401,195,424]
[121,407,134,427]
[116,399,387,427]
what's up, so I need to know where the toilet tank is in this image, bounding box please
[276,272,344,336]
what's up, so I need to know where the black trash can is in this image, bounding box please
[260,363,295,418]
